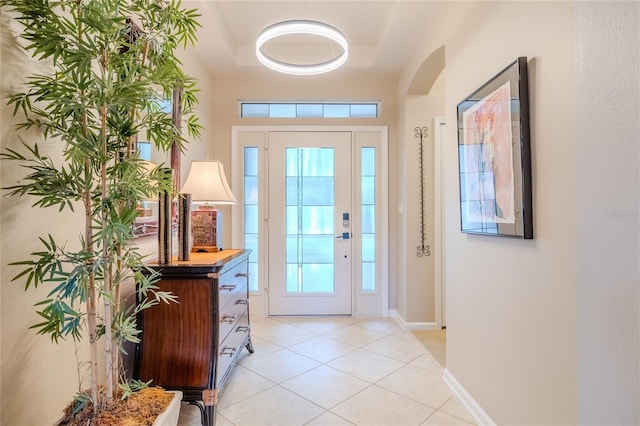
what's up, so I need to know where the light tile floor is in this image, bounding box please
[412,329,446,368]
[177,317,475,426]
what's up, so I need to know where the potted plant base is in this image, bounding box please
[153,391,183,426]
[57,388,183,426]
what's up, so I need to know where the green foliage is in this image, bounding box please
[1,0,202,409]
[71,391,92,416]
[119,379,153,400]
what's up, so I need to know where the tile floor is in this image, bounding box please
[412,329,446,368]
[177,317,475,426]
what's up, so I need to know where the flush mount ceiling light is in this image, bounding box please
[256,20,348,76]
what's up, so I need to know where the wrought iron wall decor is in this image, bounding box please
[415,126,431,257]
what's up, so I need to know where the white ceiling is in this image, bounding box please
[183,0,439,78]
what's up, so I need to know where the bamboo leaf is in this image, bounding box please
[1,0,199,403]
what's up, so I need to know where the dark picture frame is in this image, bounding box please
[456,57,533,239]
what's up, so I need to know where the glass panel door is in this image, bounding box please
[268,132,352,315]
[286,147,336,294]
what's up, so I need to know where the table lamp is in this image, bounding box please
[180,160,237,252]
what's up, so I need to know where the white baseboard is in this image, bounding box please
[391,309,442,330]
[443,369,496,426]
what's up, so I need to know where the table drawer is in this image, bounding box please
[218,261,248,311]
[217,312,250,387]
[219,298,248,342]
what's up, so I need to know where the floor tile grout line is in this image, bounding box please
[241,345,380,388]
[300,341,439,415]
[256,328,390,351]
[302,408,354,426]
[354,341,432,365]
[237,347,323,384]
[276,375,368,416]
[217,380,278,417]
[186,317,456,426]
[322,381,439,426]
[268,317,403,337]
[249,326,440,388]
[219,368,354,425]
[432,395,477,425]
[286,344,359,364]
[239,332,434,420]
[215,369,279,413]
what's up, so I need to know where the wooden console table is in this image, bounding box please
[134,250,253,426]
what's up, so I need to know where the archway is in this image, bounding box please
[398,45,446,332]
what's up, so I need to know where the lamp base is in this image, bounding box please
[191,208,223,253]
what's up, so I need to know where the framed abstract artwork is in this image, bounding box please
[457,57,533,239]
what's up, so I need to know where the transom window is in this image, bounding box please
[240,102,379,119]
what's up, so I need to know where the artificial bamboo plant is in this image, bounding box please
[0,0,201,416]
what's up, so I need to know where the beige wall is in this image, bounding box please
[446,4,577,423]
[574,2,639,424]
[0,13,215,424]
[0,11,84,424]
[399,1,639,424]
[177,45,217,185]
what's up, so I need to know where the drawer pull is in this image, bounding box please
[236,326,250,333]
[220,284,237,292]
[221,315,237,324]
[235,273,249,278]
[220,347,236,357]
[235,299,248,305]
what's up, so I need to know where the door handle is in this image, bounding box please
[336,232,350,240]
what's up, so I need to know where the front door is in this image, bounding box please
[267,131,352,315]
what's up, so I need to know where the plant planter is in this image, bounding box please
[153,391,183,426]
[54,390,183,426]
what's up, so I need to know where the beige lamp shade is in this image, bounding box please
[180,160,237,204]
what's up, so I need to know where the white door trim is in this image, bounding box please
[434,117,446,328]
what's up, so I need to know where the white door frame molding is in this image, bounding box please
[434,117,446,328]
[231,125,389,318]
